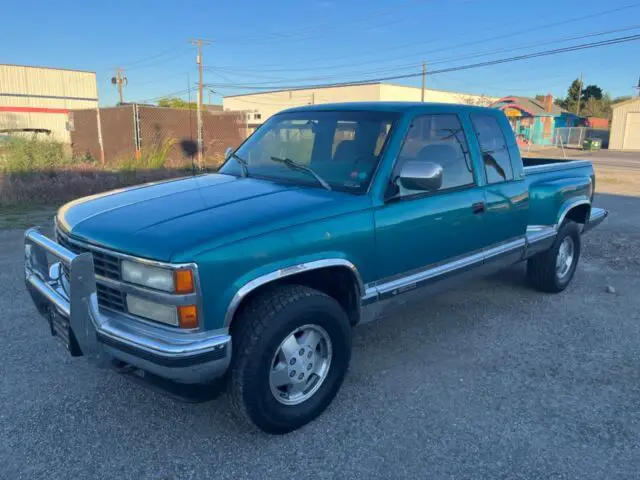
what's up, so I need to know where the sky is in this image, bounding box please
[2,0,639,106]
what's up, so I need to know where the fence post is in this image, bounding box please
[96,106,105,165]
[197,93,203,170]
[132,104,141,160]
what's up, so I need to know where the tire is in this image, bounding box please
[228,284,352,434]
[527,220,581,293]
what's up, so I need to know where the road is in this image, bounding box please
[583,150,640,172]
[1,193,639,479]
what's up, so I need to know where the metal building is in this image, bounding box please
[609,97,640,151]
[0,64,98,143]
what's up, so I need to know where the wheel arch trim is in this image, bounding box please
[556,198,591,228]
[223,259,364,327]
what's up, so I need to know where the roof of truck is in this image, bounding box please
[279,101,495,114]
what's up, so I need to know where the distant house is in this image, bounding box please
[583,116,609,129]
[491,95,580,145]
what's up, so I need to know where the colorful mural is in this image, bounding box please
[491,95,581,146]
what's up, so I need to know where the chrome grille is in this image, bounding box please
[56,230,121,280]
[56,228,126,313]
[96,284,126,312]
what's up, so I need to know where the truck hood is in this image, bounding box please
[57,174,368,261]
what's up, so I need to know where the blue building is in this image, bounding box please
[491,95,581,146]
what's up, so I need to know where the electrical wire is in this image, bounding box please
[133,88,193,104]
[207,34,640,93]
[200,0,428,45]
[205,3,640,71]
[205,24,640,87]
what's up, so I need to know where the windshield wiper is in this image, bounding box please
[270,156,332,191]
[229,152,249,177]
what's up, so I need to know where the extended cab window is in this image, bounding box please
[470,115,514,184]
[397,114,474,195]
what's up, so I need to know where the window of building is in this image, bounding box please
[253,113,262,120]
[470,115,514,184]
[396,114,474,195]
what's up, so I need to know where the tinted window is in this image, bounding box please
[471,115,514,184]
[397,114,474,195]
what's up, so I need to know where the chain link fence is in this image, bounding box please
[1,104,247,205]
[553,127,609,149]
[69,105,246,169]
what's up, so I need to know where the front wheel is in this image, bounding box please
[228,285,352,434]
[527,220,581,293]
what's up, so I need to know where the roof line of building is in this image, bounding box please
[0,63,96,75]
[223,81,495,99]
[611,96,640,108]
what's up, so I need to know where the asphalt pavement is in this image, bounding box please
[1,192,639,479]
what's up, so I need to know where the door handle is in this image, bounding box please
[472,202,486,214]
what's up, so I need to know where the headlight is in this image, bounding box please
[122,260,176,292]
[126,295,178,326]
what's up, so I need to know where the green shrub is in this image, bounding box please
[0,137,68,173]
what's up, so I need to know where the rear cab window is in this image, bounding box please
[470,114,514,184]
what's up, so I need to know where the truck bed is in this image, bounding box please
[522,157,592,175]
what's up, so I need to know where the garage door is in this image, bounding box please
[623,112,640,150]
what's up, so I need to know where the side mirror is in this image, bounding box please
[398,161,443,191]
[224,147,233,161]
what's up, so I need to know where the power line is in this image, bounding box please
[199,0,426,45]
[206,3,640,72]
[133,88,193,104]
[205,24,640,88]
[118,43,186,68]
[206,34,640,93]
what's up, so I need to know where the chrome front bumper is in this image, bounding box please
[24,228,232,384]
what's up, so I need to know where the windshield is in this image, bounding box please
[219,110,399,193]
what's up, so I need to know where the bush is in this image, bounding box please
[0,137,69,173]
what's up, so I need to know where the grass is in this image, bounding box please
[0,137,196,207]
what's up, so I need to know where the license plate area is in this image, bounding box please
[47,307,83,357]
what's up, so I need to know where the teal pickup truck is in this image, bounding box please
[25,102,607,433]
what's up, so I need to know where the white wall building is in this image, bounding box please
[223,82,498,132]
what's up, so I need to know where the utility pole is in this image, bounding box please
[634,76,640,97]
[421,62,426,102]
[575,72,583,116]
[111,67,127,104]
[190,39,211,170]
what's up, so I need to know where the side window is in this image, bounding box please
[470,115,514,184]
[397,114,474,195]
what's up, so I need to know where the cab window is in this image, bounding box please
[470,115,514,184]
[396,114,474,196]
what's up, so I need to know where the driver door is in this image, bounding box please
[373,114,487,288]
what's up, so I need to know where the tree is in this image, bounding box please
[581,85,603,102]
[157,97,197,109]
[563,78,582,112]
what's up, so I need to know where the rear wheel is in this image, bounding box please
[228,285,351,434]
[527,220,581,293]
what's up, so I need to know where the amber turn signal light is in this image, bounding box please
[178,305,198,329]
[174,269,195,294]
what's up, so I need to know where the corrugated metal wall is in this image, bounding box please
[0,64,98,142]
[610,98,640,150]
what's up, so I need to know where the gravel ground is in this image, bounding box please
[1,192,639,480]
